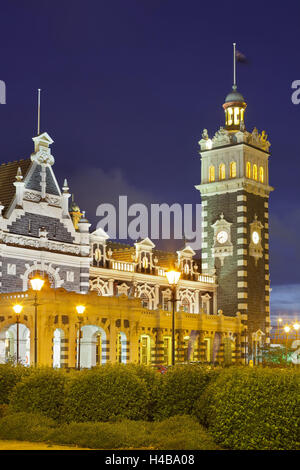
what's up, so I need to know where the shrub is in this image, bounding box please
[63,364,150,422]
[9,367,68,421]
[0,412,219,450]
[0,364,30,404]
[154,365,219,420]
[195,367,300,450]
[0,412,55,442]
[126,364,162,419]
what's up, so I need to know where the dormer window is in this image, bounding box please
[219,163,226,180]
[142,256,148,269]
[230,162,236,178]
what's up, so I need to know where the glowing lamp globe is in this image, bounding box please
[293,323,300,331]
[76,305,85,314]
[30,277,44,291]
[284,325,290,333]
[13,305,23,314]
[166,270,181,286]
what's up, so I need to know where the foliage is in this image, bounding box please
[63,364,150,422]
[195,366,300,450]
[0,364,30,405]
[0,412,219,450]
[9,367,68,421]
[154,364,219,420]
[260,345,298,367]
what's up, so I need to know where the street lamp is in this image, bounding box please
[76,305,85,370]
[166,269,181,366]
[30,276,45,365]
[284,325,290,362]
[293,322,299,341]
[12,304,23,364]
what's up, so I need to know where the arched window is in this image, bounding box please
[219,163,226,180]
[230,161,237,178]
[259,166,264,183]
[253,164,258,181]
[184,263,189,274]
[142,256,148,269]
[182,297,190,313]
[140,292,150,309]
[209,165,215,182]
[246,162,251,178]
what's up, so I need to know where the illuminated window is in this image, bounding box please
[230,161,237,178]
[142,256,148,269]
[246,162,251,178]
[253,164,258,181]
[184,263,189,274]
[259,166,264,183]
[163,337,172,365]
[209,165,215,182]
[140,335,151,365]
[234,107,240,125]
[219,163,226,180]
[226,107,233,126]
[182,297,190,313]
[140,293,149,309]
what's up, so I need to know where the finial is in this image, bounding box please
[233,43,237,90]
[63,178,69,193]
[15,167,23,182]
[37,89,41,135]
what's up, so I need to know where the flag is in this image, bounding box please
[236,49,247,63]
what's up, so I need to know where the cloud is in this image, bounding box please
[270,284,300,323]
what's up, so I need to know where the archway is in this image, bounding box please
[78,325,107,368]
[0,324,30,365]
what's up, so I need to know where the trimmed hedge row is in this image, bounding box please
[0,412,219,450]
[195,367,300,450]
[0,364,30,404]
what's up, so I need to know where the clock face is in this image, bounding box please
[217,230,228,244]
[252,231,260,245]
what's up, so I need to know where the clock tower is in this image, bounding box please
[195,56,274,359]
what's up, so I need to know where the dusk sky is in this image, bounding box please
[0,1,299,321]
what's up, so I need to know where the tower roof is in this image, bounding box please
[224,87,245,104]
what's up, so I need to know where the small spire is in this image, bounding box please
[62,178,69,193]
[15,167,23,182]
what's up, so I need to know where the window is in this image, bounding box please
[184,263,189,274]
[209,165,215,182]
[95,333,102,365]
[142,256,148,269]
[226,107,233,126]
[259,166,264,183]
[140,293,149,309]
[182,298,190,313]
[246,161,251,178]
[204,338,211,362]
[7,264,16,275]
[234,107,240,125]
[253,164,258,181]
[219,163,226,180]
[94,248,102,262]
[163,337,171,365]
[140,335,151,365]
[230,161,237,178]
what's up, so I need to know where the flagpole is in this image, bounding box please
[233,42,236,89]
[37,88,41,135]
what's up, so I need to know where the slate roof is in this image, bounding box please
[0,158,31,214]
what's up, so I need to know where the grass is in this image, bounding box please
[0,440,91,450]
[0,413,220,450]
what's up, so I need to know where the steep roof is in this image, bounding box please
[0,158,31,214]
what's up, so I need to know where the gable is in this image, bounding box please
[26,164,60,195]
[0,159,31,214]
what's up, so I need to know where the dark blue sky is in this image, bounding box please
[0,1,299,319]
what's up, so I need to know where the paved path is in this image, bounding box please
[0,440,90,450]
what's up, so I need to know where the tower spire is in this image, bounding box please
[37,88,41,135]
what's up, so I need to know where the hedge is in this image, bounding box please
[195,366,300,450]
[154,364,219,420]
[0,364,30,405]
[63,364,150,422]
[0,412,220,450]
[9,367,68,421]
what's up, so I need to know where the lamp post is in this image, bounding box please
[293,322,299,341]
[165,270,181,366]
[76,305,85,370]
[30,276,45,366]
[284,325,290,362]
[12,304,23,364]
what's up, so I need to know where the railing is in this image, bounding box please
[111,261,135,272]
[198,274,215,284]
